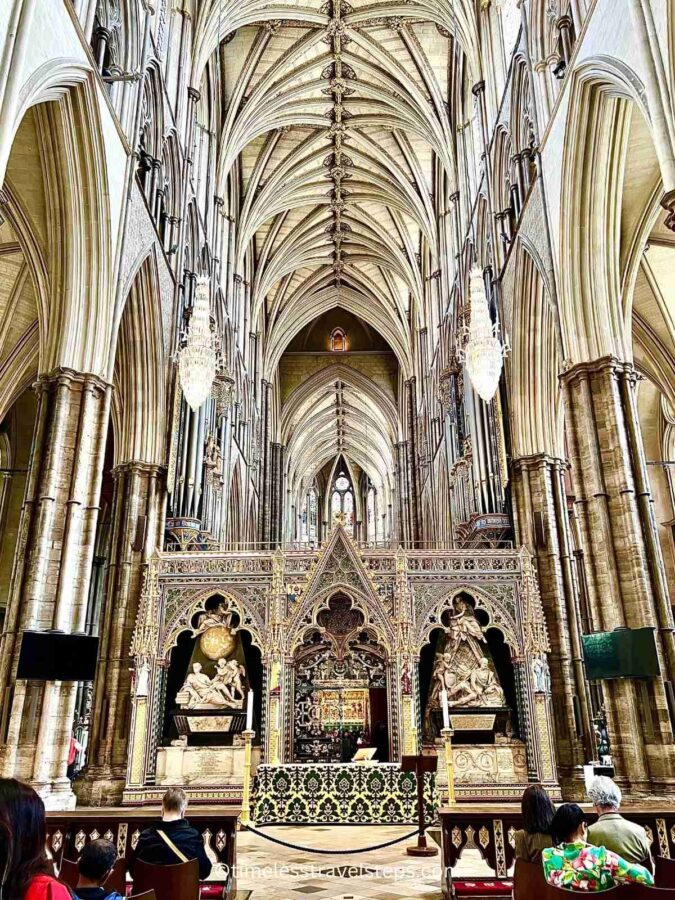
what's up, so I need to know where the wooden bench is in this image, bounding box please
[439,804,675,898]
[46,806,240,899]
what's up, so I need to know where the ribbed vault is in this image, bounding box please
[198,1,474,388]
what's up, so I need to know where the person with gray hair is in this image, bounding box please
[586,776,653,873]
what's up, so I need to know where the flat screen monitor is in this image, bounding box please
[582,627,660,680]
[17,631,99,681]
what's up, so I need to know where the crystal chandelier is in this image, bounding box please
[179,276,216,411]
[461,267,507,402]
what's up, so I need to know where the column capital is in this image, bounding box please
[34,367,111,396]
[511,452,567,472]
[112,461,166,479]
[559,355,636,386]
[661,189,675,232]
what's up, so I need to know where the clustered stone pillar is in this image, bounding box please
[268,442,284,548]
[260,380,272,546]
[561,356,675,793]
[0,369,111,808]
[405,378,421,546]
[77,462,166,805]
[511,455,593,790]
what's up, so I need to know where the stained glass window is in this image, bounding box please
[331,469,355,535]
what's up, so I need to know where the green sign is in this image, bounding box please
[582,628,660,680]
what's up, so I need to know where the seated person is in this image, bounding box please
[513,784,555,863]
[586,775,653,873]
[542,803,653,891]
[0,777,74,900]
[75,840,123,900]
[128,788,212,880]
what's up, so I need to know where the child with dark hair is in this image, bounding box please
[0,778,73,900]
[542,803,654,891]
[74,841,122,900]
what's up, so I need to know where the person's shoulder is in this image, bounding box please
[624,817,648,836]
[176,818,201,836]
[26,875,73,899]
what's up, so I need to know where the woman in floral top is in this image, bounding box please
[542,803,654,891]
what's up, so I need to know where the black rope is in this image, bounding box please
[244,824,422,854]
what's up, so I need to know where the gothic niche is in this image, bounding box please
[293,593,388,763]
[165,596,256,744]
[421,596,515,745]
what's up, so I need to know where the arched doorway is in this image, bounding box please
[292,592,389,763]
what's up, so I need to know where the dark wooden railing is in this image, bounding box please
[46,807,240,899]
[439,804,675,897]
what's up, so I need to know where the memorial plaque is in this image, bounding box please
[450,713,496,731]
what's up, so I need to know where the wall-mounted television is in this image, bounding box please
[582,627,660,680]
[17,631,99,681]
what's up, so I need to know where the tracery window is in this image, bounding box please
[367,486,375,542]
[330,328,347,352]
[331,471,354,534]
[300,485,318,544]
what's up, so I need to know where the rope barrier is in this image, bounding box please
[244,824,421,854]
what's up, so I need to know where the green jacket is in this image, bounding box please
[587,812,653,871]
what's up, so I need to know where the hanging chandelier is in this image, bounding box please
[462,267,507,402]
[179,276,216,411]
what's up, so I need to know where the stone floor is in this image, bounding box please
[234,825,494,899]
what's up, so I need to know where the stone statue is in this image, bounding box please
[193,600,234,638]
[446,599,487,661]
[177,662,222,708]
[135,659,150,698]
[451,658,506,707]
[532,657,551,693]
[424,599,508,738]
[204,433,223,481]
[401,659,412,695]
[212,657,246,705]
[176,660,246,710]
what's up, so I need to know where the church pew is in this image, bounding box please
[657,858,675,888]
[59,856,127,894]
[131,858,199,900]
[438,805,675,898]
[46,807,239,899]
[513,858,547,899]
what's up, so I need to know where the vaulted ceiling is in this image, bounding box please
[200,1,470,498]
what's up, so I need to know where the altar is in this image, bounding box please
[252,763,438,825]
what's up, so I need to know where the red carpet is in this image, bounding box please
[454,879,513,897]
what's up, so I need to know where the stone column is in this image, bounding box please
[405,379,421,546]
[561,357,675,792]
[0,369,111,808]
[76,461,166,805]
[513,656,540,783]
[511,455,593,788]
[260,381,272,546]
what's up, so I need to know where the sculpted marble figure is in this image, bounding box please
[176,659,247,710]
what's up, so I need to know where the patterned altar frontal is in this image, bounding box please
[253,763,438,825]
